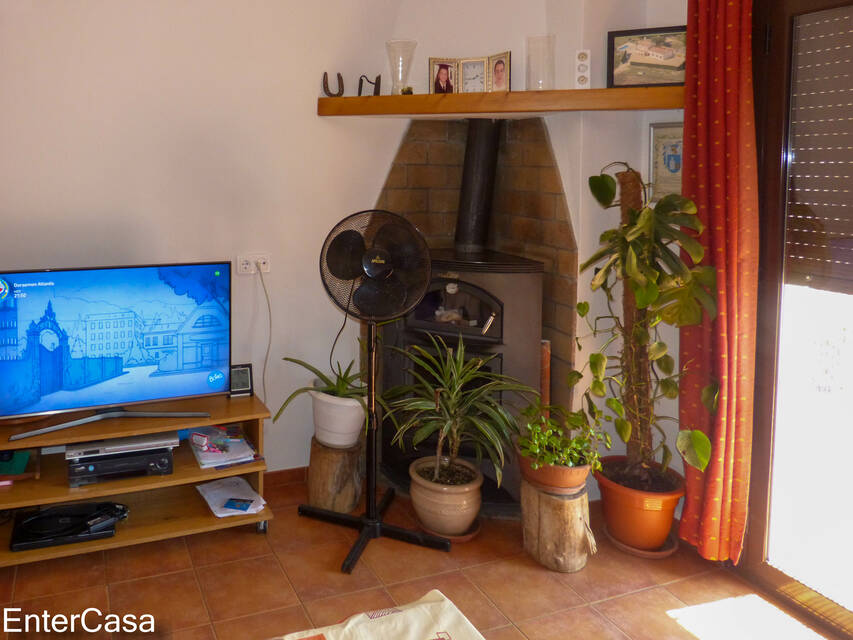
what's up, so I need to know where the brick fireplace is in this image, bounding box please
[375,118,578,408]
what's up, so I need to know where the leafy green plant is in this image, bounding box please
[273,358,366,423]
[518,400,611,473]
[572,163,715,485]
[385,333,536,485]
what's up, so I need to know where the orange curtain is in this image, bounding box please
[678,0,759,564]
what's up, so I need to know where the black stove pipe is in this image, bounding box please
[455,119,503,255]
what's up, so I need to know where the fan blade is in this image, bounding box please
[353,274,407,318]
[372,223,427,278]
[326,229,367,280]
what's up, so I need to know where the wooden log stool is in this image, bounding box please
[306,436,364,512]
[521,478,597,572]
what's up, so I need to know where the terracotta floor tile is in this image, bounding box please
[387,570,509,631]
[267,506,352,554]
[593,586,695,640]
[449,517,524,568]
[557,536,658,602]
[161,626,216,640]
[265,481,309,509]
[303,587,397,629]
[464,554,584,624]
[361,533,460,584]
[0,565,15,603]
[105,538,192,583]
[195,554,298,621]
[481,625,529,639]
[639,543,717,585]
[11,585,110,639]
[109,570,209,634]
[265,468,307,486]
[517,605,629,639]
[185,524,272,566]
[13,551,105,601]
[664,568,755,605]
[277,541,382,602]
[212,604,312,639]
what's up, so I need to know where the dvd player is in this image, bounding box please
[65,432,179,460]
[67,447,174,487]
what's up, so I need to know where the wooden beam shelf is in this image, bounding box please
[317,86,684,118]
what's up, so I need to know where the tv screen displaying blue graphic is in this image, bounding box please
[0,262,231,420]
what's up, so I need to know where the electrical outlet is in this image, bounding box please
[237,254,271,275]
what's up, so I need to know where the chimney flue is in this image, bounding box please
[454,119,503,255]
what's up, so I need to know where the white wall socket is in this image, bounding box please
[237,254,271,275]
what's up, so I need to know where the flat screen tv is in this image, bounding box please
[0,262,231,438]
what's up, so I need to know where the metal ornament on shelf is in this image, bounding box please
[322,72,344,97]
[358,74,382,96]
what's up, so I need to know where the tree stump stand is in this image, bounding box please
[307,436,364,512]
[521,478,597,572]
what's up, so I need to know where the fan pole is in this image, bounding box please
[296,320,451,573]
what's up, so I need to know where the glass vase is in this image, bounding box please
[386,39,417,95]
[526,34,556,91]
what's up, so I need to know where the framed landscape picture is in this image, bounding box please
[606,25,687,88]
[649,122,683,201]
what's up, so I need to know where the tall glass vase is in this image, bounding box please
[386,39,417,95]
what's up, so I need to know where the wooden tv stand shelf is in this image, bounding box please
[0,395,272,567]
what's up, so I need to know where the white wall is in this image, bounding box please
[0,0,687,476]
[0,0,408,470]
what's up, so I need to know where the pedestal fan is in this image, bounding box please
[301,209,450,573]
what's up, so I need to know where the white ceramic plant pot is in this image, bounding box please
[409,457,483,536]
[308,382,365,448]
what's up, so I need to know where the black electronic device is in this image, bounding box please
[302,209,449,574]
[11,502,129,551]
[67,447,173,488]
[230,363,254,397]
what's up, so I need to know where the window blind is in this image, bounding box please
[786,7,853,293]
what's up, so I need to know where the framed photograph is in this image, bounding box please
[487,52,511,92]
[429,58,458,94]
[459,57,488,93]
[606,25,687,88]
[649,122,683,201]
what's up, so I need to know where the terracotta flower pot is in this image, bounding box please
[516,448,590,495]
[593,454,684,551]
[408,457,483,536]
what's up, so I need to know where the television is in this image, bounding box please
[0,262,231,439]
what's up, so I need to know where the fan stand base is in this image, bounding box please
[297,488,451,573]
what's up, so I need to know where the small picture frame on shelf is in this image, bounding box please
[229,363,254,397]
[649,122,683,201]
[487,51,511,92]
[606,25,687,88]
[459,57,488,93]
[429,58,458,94]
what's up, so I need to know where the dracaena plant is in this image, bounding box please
[570,162,717,485]
[385,333,536,485]
[273,358,367,423]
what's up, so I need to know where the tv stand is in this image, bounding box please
[0,395,271,567]
[9,407,211,441]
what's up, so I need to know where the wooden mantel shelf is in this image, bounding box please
[317,86,684,118]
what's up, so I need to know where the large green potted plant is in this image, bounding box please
[572,163,716,552]
[274,358,367,448]
[385,333,536,536]
[516,398,611,495]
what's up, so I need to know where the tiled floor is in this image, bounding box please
[0,478,828,639]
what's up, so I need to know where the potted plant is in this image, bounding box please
[516,399,611,495]
[274,358,367,449]
[571,163,716,552]
[385,333,536,537]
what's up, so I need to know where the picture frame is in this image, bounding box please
[459,57,488,94]
[429,58,458,94]
[649,122,683,202]
[487,51,511,92]
[229,363,254,397]
[606,25,687,88]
